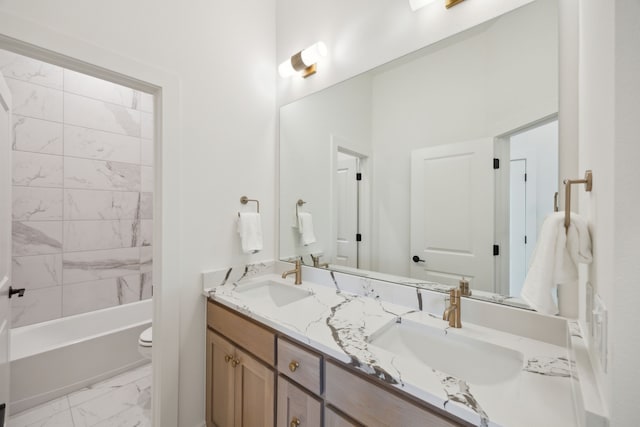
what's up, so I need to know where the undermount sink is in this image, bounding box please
[234,280,313,308]
[368,318,524,385]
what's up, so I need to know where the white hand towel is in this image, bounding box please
[521,211,592,315]
[297,212,316,246]
[237,212,263,254]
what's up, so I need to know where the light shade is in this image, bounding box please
[279,41,328,78]
[409,0,437,11]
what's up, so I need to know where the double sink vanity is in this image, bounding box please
[203,261,585,427]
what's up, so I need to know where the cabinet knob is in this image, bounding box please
[288,361,300,372]
[290,417,301,427]
[231,358,240,368]
[224,354,233,363]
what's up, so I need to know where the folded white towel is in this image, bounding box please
[521,211,592,315]
[297,212,316,246]
[237,212,263,254]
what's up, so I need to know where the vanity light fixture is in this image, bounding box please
[278,41,328,78]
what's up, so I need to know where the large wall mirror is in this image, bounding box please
[279,0,559,309]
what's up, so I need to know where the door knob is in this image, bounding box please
[412,256,425,263]
[8,286,25,299]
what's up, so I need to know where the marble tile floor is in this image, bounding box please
[9,362,151,427]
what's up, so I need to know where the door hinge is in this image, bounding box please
[493,158,500,169]
[356,233,362,242]
[524,173,527,182]
[493,245,500,256]
[356,172,362,181]
[524,235,528,244]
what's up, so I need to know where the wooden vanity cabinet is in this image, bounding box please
[206,300,466,427]
[206,302,276,427]
[325,362,461,427]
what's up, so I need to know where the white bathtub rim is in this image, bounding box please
[10,300,152,361]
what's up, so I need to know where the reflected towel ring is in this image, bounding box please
[295,199,306,221]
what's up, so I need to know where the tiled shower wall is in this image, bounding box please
[0,50,154,328]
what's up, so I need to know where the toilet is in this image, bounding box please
[138,326,152,360]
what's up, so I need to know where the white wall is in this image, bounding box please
[369,0,557,277]
[0,1,276,426]
[579,0,640,425]
[279,75,372,262]
[276,0,535,107]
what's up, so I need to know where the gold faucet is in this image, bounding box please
[443,288,462,328]
[310,254,329,268]
[282,258,302,285]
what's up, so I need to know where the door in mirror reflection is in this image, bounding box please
[335,151,360,268]
[410,139,495,292]
[507,119,559,296]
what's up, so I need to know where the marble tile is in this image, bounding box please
[140,92,154,113]
[12,254,63,290]
[140,166,153,192]
[64,157,140,191]
[62,274,141,316]
[64,92,141,137]
[63,247,140,284]
[70,378,150,427]
[12,221,62,256]
[13,151,63,188]
[67,363,151,407]
[23,409,74,427]
[12,187,63,221]
[64,189,141,220]
[7,396,69,427]
[140,112,153,140]
[0,50,63,89]
[64,125,141,164]
[141,272,153,298]
[92,404,151,427]
[141,139,153,166]
[6,78,63,122]
[139,192,153,219]
[12,116,63,155]
[139,220,153,247]
[63,220,138,252]
[63,69,140,109]
[140,247,152,274]
[11,285,62,328]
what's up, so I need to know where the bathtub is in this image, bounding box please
[9,299,152,413]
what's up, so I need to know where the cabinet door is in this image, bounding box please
[234,348,275,427]
[325,406,362,427]
[277,377,322,427]
[206,330,236,427]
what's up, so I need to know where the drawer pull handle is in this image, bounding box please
[224,355,233,363]
[290,417,301,427]
[289,361,300,372]
[231,358,240,368]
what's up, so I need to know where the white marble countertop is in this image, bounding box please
[205,270,578,427]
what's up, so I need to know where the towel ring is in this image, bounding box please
[295,199,306,221]
[563,170,593,233]
[238,196,260,217]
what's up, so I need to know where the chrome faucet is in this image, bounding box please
[282,258,302,285]
[443,288,462,328]
[310,254,329,268]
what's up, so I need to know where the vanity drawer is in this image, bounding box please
[325,362,461,427]
[277,338,322,395]
[277,376,322,427]
[207,301,275,365]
